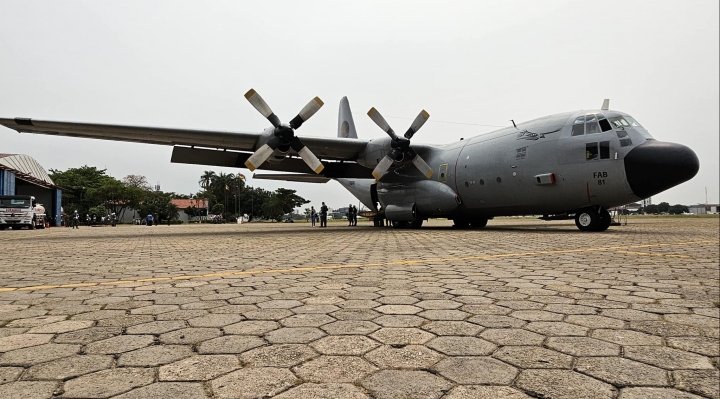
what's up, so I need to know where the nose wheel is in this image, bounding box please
[575,207,611,232]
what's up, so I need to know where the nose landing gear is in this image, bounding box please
[575,207,611,232]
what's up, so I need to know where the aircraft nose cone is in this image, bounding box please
[624,140,699,199]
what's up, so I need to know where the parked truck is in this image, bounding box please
[0,195,46,230]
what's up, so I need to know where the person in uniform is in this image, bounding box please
[347,205,352,226]
[320,202,328,227]
[146,213,153,226]
[310,206,317,227]
[72,210,79,229]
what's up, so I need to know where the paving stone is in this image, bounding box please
[618,387,707,398]
[575,357,669,387]
[279,314,334,327]
[293,355,377,383]
[159,355,240,381]
[0,334,52,352]
[435,356,517,384]
[480,328,544,345]
[525,321,589,336]
[667,336,720,356]
[673,369,719,399]
[426,336,496,355]
[26,320,94,334]
[331,309,381,320]
[0,381,58,399]
[361,369,452,399]
[53,327,121,345]
[516,369,616,399]
[591,328,663,346]
[365,345,444,369]
[0,367,23,384]
[211,367,297,399]
[566,315,625,328]
[273,383,371,399]
[4,316,66,328]
[375,305,423,315]
[96,315,154,328]
[159,327,222,345]
[23,355,113,380]
[467,315,526,328]
[322,320,380,335]
[197,335,265,354]
[510,310,564,321]
[62,368,154,398]
[187,313,244,328]
[0,328,29,338]
[629,321,708,337]
[601,308,661,321]
[125,320,186,335]
[239,344,317,367]
[243,309,293,320]
[0,343,80,366]
[624,346,715,369]
[257,299,303,309]
[546,337,620,356]
[665,314,720,328]
[84,334,155,354]
[421,321,482,336]
[374,315,426,328]
[370,328,434,345]
[418,309,470,320]
[118,345,194,366]
[311,335,379,355]
[222,321,280,335]
[494,346,573,369]
[444,385,532,399]
[112,382,208,399]
[264,327,325,344]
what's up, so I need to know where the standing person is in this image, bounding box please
[320,202,328,228]
[146,213,153,226]
[72,210,79,229]
[153,213,158,226]
[310,206,317,227]
[351,205,357,226]
[347,204,352,226]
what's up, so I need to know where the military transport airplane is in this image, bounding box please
[0,90,699,231]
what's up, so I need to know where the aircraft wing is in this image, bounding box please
[253,173,331,183]
[0,117,369,161]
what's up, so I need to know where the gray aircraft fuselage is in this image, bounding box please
[338,109,699,225]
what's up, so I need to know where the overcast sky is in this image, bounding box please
[1,0,718,211]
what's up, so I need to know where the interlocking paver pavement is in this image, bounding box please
[0,217,717,398]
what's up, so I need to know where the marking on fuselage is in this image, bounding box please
[1,240,716,292]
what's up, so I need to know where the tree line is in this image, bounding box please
[638,202,689,215]
[49,166,310,223]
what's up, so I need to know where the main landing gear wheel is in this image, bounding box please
[597,208,611,232]
[452,219,469,229]
[391,221,408,229]
[470,218,488,228]
[409,218,423,229]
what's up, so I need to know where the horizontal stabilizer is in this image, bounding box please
[253,173,330,183]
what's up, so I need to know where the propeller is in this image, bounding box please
[367,107,433,180]
[244,89,325,174]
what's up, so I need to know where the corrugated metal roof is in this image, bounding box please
[0,154,56,188]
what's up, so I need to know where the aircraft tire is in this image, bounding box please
[409,219,423,229]
[470,218,488,228]
[452,219,469,229]
[392,221,408,229]
[597,209,611,231]
[575,209,600,232]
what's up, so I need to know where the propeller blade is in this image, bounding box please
[367,107,399,140]
[290,137,325,174]
[244,89,281,127]
[404,110,430,139]
[372,155,395,180]
[411,154,434,179]
[290,97,324,129]
[244,136,281,171]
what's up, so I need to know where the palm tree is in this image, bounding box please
[199,171,216,190]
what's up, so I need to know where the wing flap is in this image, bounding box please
[253,173,331,183]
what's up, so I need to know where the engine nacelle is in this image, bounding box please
[385,203,417,221]
[378,180,459,217]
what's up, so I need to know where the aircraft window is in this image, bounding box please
[620,138,633,147]
[609,116,630,128]
[616,130,628,138]
[571,116,585,136]
[586,142,599,160]
[496,177,502,183]
[625,116,642,127]
[479,179,484,185]
[600,141,610,159]
[597,114,613,132]
[585,114,601,134]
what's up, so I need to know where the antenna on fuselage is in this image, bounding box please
[510,119,517,128]
[601,99,610,110]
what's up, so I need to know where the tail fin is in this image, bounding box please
[337,96,358,138]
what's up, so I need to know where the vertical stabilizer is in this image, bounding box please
[338,97,358,138]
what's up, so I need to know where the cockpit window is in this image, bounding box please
[609,116,630,128]
[597,113,613,132]
[571,116,585,136]
[625,116,642,127]
[585,113,601,134]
